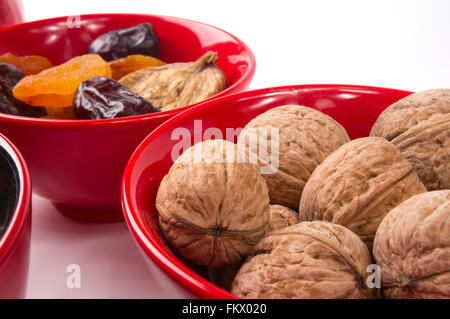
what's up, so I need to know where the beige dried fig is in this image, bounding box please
[237,105,350,209]
[268,205,299,232]
[370,89,450,190]
[231,221,374,299]
[299,137,426,248]
[119,51,226,111]
[156,139,269,268]
[373,190,450,299]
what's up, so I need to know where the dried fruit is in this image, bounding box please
[156,139,269,268]
[370,89,450,190]
[231,221,374,299]
[12,54,111,107]
[0,62,46,117]
[108,54,165,80]
[119,51,226,111]
[0,62,25,90]
[74,76,159,120]
[87,23,161,61]
[0,52,53,75]
[299,137,426,248]
[237,105,350,209]
[268,205,299,232]
[373,190,450,299]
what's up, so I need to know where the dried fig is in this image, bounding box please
[370,89,450,190]
[373,190,450,299]
[156,139,269,268]
[231,221,374,299]
[119,51,226,111]
[299,137,426,248]
[268,205,299,232]
[237,105,350,209]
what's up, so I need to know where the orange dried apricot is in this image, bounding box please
[108,54,165,80]
[0,53,53,75]
[13,54,112,107]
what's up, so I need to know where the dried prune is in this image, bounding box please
[0,62,25,90]
[87,23,161,61]
[74,76,159,120]
[0,53,53,75]
[108,54,165,80]
[13,54,111,107]
[0,62,46,117]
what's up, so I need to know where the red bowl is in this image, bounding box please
[122,84,412,298]
[0,0,23,28]
[0,133,31,299]
[0,13,256,222]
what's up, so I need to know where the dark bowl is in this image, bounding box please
[0,133,31,298]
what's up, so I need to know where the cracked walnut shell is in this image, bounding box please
[237,105,350,209]
[373,190,450,299]
[156,140,269,268]
[299,137,426,248]
[370,89,450,190]
[231,221,374,299]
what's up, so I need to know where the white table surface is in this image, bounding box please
[22,0,450,298]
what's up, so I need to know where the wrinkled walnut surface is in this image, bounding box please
[156,140,269,268]
[299,137,426,248]
[373,190,450,299]
[237,105,350,209]
[370,89,450,190]
[231,221,373,299]
[268,205,299,232]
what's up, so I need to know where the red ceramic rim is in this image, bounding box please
[0,13,256,128]
[121,83,412,299]
[0,133,31,265]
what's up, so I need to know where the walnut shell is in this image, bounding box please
[237,105,350,209]
[156,140,269,268]
[373,190,450,299]
[299,137,426,248]
[370,89,450,190]
[231,221,374,299]
[268,205,299,232]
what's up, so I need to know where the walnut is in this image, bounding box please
[373,190,450,299]
[268,205,299,232]
[237,105,350,209]
[370,89,450,190]
[156,139,270,268]
[299,137,426,248]
[231,221,374,299]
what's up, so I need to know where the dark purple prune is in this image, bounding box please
[87,23,161,61]
[0,62,47,118]
[0,62,25,90]
[74,76,160,120]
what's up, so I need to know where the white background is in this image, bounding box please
[21,0,450,298]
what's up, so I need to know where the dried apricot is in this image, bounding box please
[108,55,165,80]
[13,54,112,107]
[0,53,53,75]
